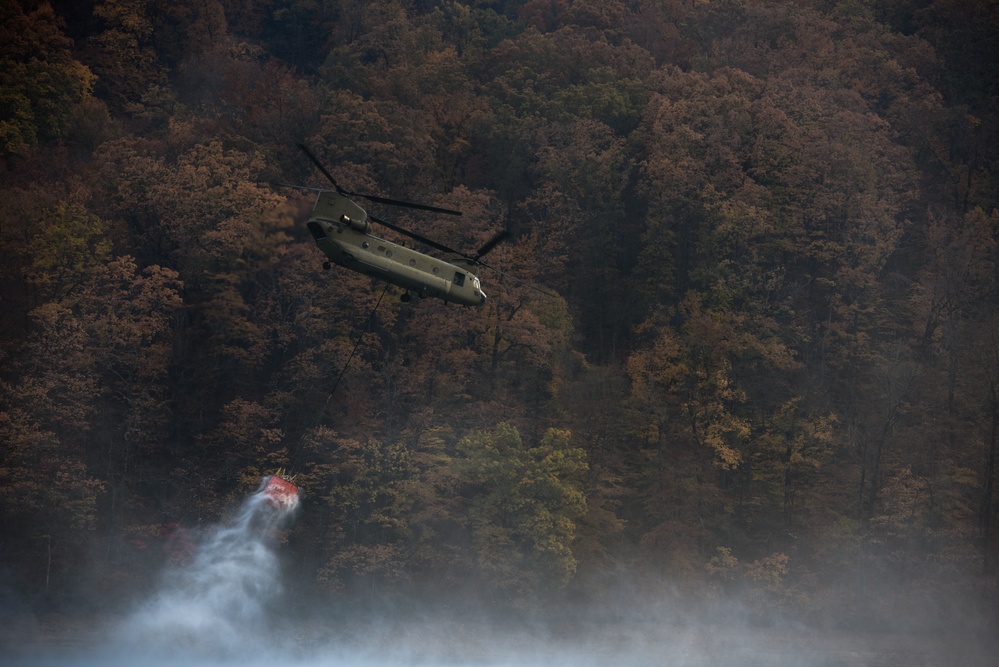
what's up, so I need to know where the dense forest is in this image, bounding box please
[1,0,998,629]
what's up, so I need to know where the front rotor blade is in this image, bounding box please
[369,215,465,257]
[297,143,341,190]
[475,230,510,259]
[478,261,560,298]
[359,193,462,216]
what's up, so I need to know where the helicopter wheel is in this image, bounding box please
[322,261,331,271]
[400,292,412,303]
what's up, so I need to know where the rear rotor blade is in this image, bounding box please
[297,143,342,191]
[297,144,461,216]
[358,193,462,216]
[370,215,464,257]
[271,182,326,192]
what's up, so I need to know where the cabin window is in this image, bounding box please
[409,259,416,266]
[432,267,440,275]
[454,271,465,286]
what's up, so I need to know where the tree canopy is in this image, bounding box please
[1,0,997,625]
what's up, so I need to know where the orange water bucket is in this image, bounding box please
[262,474,299,511]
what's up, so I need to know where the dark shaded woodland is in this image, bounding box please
[1,0,998,627]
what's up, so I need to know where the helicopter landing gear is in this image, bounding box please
[400,292,412,303]
[322,261,332,271]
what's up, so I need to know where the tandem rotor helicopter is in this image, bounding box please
[294,143,514,306]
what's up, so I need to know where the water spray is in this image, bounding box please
[116,474,300,659]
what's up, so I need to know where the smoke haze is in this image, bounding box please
[3,484,995,667]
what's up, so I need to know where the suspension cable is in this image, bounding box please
[324,283,389,408]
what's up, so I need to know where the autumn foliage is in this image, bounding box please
[1,0,998,625]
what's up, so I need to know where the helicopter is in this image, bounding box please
[297,144,509,306]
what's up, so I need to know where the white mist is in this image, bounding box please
[116,479,299,658]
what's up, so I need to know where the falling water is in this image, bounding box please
[115,477,299,659]
[6,474,995,666]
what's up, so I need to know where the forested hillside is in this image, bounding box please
[1,0,998,626]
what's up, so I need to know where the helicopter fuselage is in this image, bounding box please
[306,190,487,306]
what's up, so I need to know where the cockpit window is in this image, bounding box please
[454,271,465,286]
